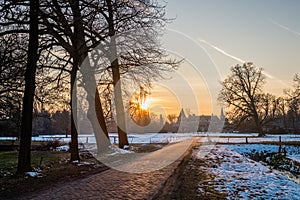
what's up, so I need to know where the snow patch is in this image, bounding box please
[77,161,93,166]
[195,145,300,199]
[107,145,134,156]
[288,155,300,163]
[25,171,42,178]
[55,145,69,151]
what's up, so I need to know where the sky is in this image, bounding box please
[146,0,300,117]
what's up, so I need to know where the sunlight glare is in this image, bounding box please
[140,98,152,110]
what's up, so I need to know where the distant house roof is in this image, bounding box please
[178,108,187,120]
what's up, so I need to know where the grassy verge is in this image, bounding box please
[0,150,107,199]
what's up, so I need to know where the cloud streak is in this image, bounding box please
[270,19,300,37]
[198,39,245,64]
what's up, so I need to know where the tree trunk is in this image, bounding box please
[95,89,110,140]
[70,64,80,161]
[111,58,129,148]
[106,0,129,148]
[250,98,265,137]
[257,123,265,137]
[69,0,110,153]
[253,115,265,137]
[17,0,39,174]
[86,88,110,153]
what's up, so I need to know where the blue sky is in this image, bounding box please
[149,0,300,116]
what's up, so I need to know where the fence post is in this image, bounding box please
[246,137,248,144]
[279,136,281,143]
[86,137,88,143]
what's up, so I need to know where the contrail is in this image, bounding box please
[263,71,274,79]
[198,39,282,82]
[198,39,245,63]
[270,19,300,37]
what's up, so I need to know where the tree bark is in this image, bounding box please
[70,61,80,161]
[111,58,129,148]
[17,0,39,174]
[106,0,129,148]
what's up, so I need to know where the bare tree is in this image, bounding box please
[1,0,180,158]
[285,74,300,133]
[129,86,151,126]
[0,33,26,136]
[219,62,269,137]
[276,97,289,132]
[84,0,180,147]
[167,114,178,125]
[36,0,112,156]
[17,0,39,174]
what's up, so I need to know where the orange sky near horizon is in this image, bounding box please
[145,60,214,117]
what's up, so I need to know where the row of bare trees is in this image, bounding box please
[219,62,300,136]
[0,0,179,174]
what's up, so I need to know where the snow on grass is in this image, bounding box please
[195,145,300,199]
[77,161,93,166]
[107,145,134,156]
[226,144,300,182]
[55,145,69,151]
[226,144,300,157]
[288,155,300,163]
[25,171,42,178]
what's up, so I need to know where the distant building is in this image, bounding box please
[32,109,51,135]
[175,108,225,133]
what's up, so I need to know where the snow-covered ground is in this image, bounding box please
[288,155,300,163]
[1,132,299,144]
[195,145,300,199]
[34,133,300,144]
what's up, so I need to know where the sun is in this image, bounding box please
[140,98,152,110]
